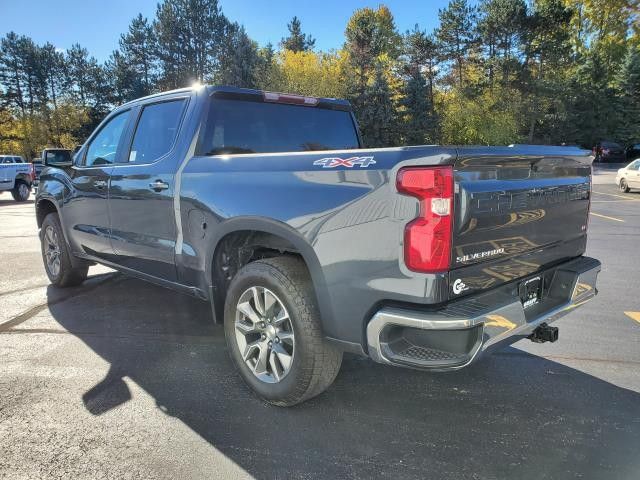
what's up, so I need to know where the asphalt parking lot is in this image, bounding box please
[1,172,639,480]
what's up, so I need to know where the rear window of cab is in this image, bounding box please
[200,98,360,155]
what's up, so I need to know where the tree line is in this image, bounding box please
[1,0,639,158]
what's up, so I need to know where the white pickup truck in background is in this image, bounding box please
[0,155,34,202]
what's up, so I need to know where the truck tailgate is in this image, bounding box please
[449,148,592,298]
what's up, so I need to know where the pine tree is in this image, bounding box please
[344,5,402,145]
[280,16,315,52]
[106,50,138,104]
[66,44,91,104]
[255,43,282,90]
[120,14,157,95]
[0,32,27,115]
[404,25,439,119]
[217,23,260,88]
[37,43,67,144]
[39,43,66,110]
[436,0,477,87]
[153,0,226,88]
[618,46,640,143]
[357,64,396,147]
[477,0,526,85]
[402,70,433,144]
[522,0,573,142]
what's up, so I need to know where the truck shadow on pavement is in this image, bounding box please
[0,198,34,206]
[47,274,640,480]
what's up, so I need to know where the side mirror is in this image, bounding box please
[43,149,73,168]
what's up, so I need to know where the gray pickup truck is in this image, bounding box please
[36,86,601,406]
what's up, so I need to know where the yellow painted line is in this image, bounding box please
[624,312,640,324]
[590,212,624,222]
[592,191,640,201]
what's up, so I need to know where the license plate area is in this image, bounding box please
[519,276,542,309]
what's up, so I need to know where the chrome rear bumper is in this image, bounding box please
[366,256,600,370]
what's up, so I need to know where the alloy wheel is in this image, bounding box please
[44,225,61,277]
[234,286,295,383]
[19,183,29,200]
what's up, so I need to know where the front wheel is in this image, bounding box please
[620,179,630,193]
[224,256,342,406]
[11,181,30,202]
[41,213,88,287]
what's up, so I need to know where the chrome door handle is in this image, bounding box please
[94,180,107,189]
[149,180,169,191]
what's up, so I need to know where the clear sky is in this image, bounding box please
[0,0,455,61]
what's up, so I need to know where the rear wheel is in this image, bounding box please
[11,181,30,202]
[41,213,88,287]
[224,256,342,406]
[620,179,630,193]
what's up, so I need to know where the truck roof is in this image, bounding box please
[119,85,352,111]
[207,86,352,110]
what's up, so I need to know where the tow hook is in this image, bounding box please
[528,322,558,343]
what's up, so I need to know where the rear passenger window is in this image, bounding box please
[127,99,186,163]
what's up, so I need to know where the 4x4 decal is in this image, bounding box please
[313,156,376,168]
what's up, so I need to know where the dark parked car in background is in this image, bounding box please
[625,143,640,161]
[31,158,44,187]
[32,149,73,189]
[593,141,626,163]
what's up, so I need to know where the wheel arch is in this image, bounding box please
[15,173,32,186]
[206,217,332,329]
[36,197,60,228]
[36,196,90,269]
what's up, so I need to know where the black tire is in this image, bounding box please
[224,256,342,406]
[620,179,630,193]
[40,212,88,287]
[11,180,30,202]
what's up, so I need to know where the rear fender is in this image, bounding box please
[205,217,332,330]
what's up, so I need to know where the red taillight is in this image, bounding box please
[397,166,454,273]
[29,163,35,181]
[263,91,319,106]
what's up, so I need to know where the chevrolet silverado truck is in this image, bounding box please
[35,86,601,406]
[1,154,34,201]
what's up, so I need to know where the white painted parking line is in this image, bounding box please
[592,191,640,201]
[590,212,624,222]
